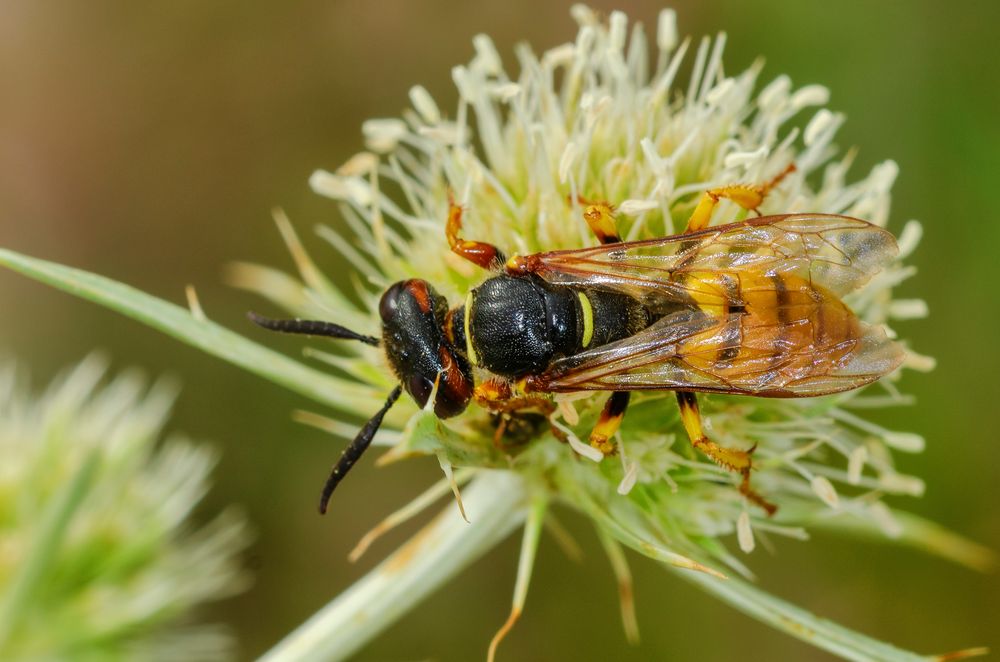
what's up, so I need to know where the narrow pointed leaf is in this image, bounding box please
[0,248,379,415]
[679,569,934,662]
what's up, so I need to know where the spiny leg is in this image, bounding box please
[675,390,776,515]
[446,192,506,270]
[684,163,796,233]
[589,391,631,455]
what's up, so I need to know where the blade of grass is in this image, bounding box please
[679,568,944,661]
[0,248,380,415]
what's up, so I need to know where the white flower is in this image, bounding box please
[0,356,251,661]
[234,7,993,661]
[245,3,928,548]
[0,6,989,662]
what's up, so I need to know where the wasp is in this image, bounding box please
[251,165,904,515]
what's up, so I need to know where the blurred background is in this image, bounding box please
[1,1,998,659]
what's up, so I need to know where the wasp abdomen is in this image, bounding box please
[583,288,651,348]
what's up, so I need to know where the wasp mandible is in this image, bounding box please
[251,165,904,515]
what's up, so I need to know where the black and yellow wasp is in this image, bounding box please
[251,165,903,514]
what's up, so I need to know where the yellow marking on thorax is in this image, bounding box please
[463,291,478,366]
[577,291,594,347]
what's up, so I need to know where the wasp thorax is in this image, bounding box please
[466,274,649,379]
[467,275,576,377]
[379,279,473,418]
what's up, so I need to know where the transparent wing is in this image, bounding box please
[515,214,898,307]
[536,296,904,397]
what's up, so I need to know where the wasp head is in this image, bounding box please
[379,279,474,418]
[248,278,474,513]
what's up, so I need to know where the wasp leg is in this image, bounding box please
[675,391,777,515]
[447,192,506,270]
[573,195,622,244]
[474,378,560,448]
[589,391,630,455]
[474,379,555,415]
[683,163,796,234]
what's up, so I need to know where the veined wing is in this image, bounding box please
[532,293,905,397]
[511,214,898,307]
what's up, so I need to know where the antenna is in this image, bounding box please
[319,385,403,514]
[248,311,380,346]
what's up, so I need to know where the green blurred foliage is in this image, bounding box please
[1,1,997,660]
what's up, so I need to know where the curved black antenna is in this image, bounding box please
[247,311,380,346]
[319,385,403,514]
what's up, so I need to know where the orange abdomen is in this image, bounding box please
[677,271,863,392]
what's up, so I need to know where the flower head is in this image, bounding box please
[0,5,988,661]
[0,356,251,660]
[227,6,1000,659]
[228,6,991,660]
[236,4,932,562]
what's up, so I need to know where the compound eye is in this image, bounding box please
[406,373,434,408]
[379,282,406,322]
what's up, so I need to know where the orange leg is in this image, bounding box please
[676,391,776,515]
[474,379,555,415]
[447,193,506,270]
[684,163,796,234]
[589,391,630,455]
[542,198,629,453]
[474,378,560,447]
[573,195,622,245]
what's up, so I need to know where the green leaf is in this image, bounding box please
[680,569,942,662]
[0,248,380,415]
